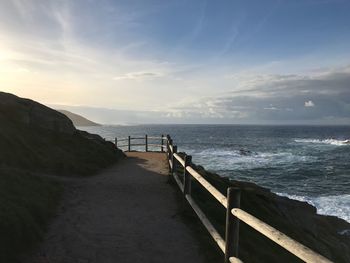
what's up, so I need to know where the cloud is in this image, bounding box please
[168,66,350,124]
[113,71,163,80]
[264,104,278,110]
[0,0,191,110]
[47,65,350,125]
[1,1,350,125]
[304,100,315,107]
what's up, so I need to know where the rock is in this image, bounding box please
[0,92,76,134]
[0,92,125,175]
[239,148,253,156]
[0,92,125,262]
[189,163,350,263]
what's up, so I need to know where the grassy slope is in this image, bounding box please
[0,124,123,261]
[0,95,124,261]
[0,169,62,262]
[0,123,122,176]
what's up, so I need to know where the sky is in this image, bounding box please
[0,0,350,124]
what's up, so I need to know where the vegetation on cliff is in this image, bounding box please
[0,92,124,175]
[0,92,124,262]
[0,169,62,262]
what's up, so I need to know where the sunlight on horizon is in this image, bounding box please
[1,0,350,124]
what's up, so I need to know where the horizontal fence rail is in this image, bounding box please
[186,194,226,253]
[186,166,228,209]
[115,135,167,152]
[115,135,334,263]
[231,209,332,263]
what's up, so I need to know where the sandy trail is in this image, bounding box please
[28,152,206,263]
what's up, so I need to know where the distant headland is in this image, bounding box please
[57,109,100,127]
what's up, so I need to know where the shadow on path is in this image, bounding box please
[27,152,207,263]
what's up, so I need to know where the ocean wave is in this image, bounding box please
[276,193,350,223]
[294,138,350,146]
[185,148,314,170]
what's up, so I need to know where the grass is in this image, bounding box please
[0,94,124,262]
[0,124,122,176]
[0,169,62,262]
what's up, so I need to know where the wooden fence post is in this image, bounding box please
[128,136,131,152]
[166,135,170,159]
[171,145,177,175]
[115,137,117,147]
[183,155,192,196]
[168,138,173,173]
[225,187,241,263]
[161,134,164,152]
[166,140,170,160]
[145,134,148,152]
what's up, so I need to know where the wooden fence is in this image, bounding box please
[115,135,167,152]
[115,135,333,263]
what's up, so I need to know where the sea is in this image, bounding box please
[80,125,350,223]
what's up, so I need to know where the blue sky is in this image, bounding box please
[1,0,350,124]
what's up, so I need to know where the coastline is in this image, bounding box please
[80,124,350,224]
[275,192,350,224]
[176,157,350,262]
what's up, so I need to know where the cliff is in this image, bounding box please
[0,92,124,175]
[186,162,350,263]
[0,92,124,262]
[57,109,100,127]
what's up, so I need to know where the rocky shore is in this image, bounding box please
[185,161,350,262]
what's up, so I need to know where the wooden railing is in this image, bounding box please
[115,135,167,152]
[115,134,333,263]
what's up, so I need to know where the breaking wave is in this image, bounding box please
[294,138,350,146]
[276,193,350,223]
[185,148,315,171]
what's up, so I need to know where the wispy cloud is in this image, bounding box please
[113,71,163,80]
[1,1,350,124]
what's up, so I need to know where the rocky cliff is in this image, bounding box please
[0,92,124,175]
[187,163,350,263]
[0,92,125,262]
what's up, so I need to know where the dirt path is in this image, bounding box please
[28,152,207,263]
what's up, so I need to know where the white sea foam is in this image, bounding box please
[294,138,350,146]
[276,193,350,223]
[186,148,314,170]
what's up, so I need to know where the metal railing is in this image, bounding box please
[115,134,333,263]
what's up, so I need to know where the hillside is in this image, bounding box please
[58,109,100,127]
[0,92,123,175]
[0,91,124,262]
